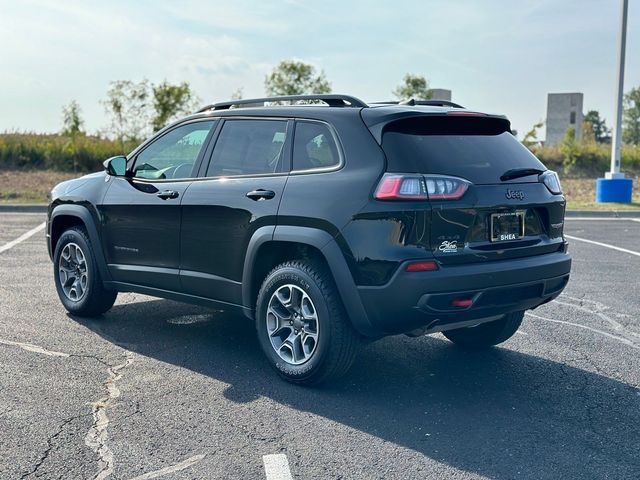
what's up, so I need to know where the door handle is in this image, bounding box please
[157,190,179,200]
[246,189,276,201]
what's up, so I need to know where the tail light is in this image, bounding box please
[375,173,470,201]
[374,174,428,200]
[540,171,562,194]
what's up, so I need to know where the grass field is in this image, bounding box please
[562,177,640,210]
[0,170,639,210]
[0,170,76,203]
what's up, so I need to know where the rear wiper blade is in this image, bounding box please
[500,168,545,182]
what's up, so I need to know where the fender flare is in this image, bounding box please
[50,204,112,282]
[241,225,375,337]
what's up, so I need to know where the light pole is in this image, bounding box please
[596,0,633,203]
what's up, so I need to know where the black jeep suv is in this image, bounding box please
[47,94,571,385]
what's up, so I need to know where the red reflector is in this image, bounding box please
[450,298,473,308]
[405,261,439,272]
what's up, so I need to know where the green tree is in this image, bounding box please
[61,100,85,173]
[151,81,200,132]
[61,100,84,137]
[265,60,331,96]
[560,127,580,172]
[623,87,640,145]
[522,120,544,147]
[230,87,244,100]
[393,73,432,100]
[582,121,596,144]
[583,110,610,144]
[103,79,151,147]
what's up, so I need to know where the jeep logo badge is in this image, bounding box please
[505,189,525,200]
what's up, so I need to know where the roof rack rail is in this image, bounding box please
[370,99,465,109]
[197,94,368,112]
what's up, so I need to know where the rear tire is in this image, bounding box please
[255,260,360,385]
[53,227,117,317]
[442,311,524,349]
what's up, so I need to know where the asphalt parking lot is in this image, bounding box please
[1,213,639,479]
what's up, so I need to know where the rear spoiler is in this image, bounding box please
[361,110,510,144]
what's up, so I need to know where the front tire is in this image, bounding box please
[255,260,360,385]
[53,227,117,317]
[442,311,524,349]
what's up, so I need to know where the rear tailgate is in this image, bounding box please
[379,114,566,265]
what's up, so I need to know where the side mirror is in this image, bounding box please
[103,155,128,177]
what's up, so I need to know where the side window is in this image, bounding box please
[133,121,214,180]
[292,121,340,171]
[206,120,288,177]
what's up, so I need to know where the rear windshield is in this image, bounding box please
[381,116,546,184]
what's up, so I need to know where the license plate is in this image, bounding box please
[490,211,525,242]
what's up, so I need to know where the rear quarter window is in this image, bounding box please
[382,116,545,185]
[292,121,340,171]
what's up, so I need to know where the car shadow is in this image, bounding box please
[72,298,640,479]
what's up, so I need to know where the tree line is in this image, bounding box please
[4,58,639,176]
[523,88,640,148]
[59,60,434,145]
[63,57,640,148]
[518,87,640,175]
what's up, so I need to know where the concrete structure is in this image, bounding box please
[428,88,452,101]
[545,93,583,146]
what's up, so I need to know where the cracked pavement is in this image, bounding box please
[0,213,639,479]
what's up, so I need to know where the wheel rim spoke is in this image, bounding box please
[266,307,291,337]
[266,284,320,366]
[58,242,89,302]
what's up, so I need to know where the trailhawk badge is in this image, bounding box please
[438,240,458,253]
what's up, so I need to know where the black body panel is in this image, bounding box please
[47,99,571,339]
[358,251,571,335]
[180,175,287,304]
[428,183,566,265]
[100,177,190,291]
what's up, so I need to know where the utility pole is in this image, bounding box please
[608,0,628,178]
[597,0,633,202]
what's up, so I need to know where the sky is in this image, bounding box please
[0,0,638,140]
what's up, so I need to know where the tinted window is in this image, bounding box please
[381,116,545,184]
[292,121,339,171]
[206,120,287,176]
[133,121,214,180]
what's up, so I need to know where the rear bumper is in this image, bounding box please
[357,251,571,336]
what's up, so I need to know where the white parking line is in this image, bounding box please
[127,454,206,480]
[0,212,45,215]
[554,299,640,340]
[564,234,640,257]
[0,337,69,357]
[263,454,293,480]
[0,222,45,254]
[565,217,639,221]
[526,312,640,350]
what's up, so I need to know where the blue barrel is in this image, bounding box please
[595,178,633,203]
